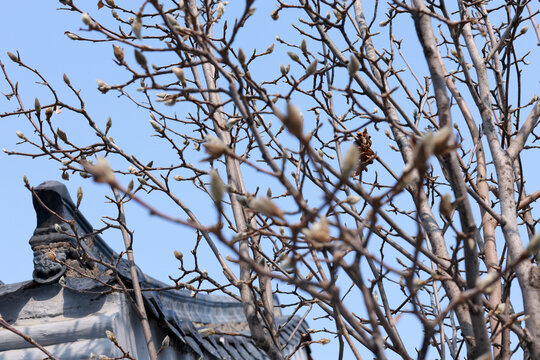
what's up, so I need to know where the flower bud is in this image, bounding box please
[287,51,300,63]
[77,186,83,207]
[105,330,117,343]
[174,250,183,261]
[112,44,124,62]
[345,195,361,204]
[248,197,284,219]
[432,126,452,155]
[238,48,246,64]
[300,39,307,55]
[172,67,186,86]
[57,128,68,143]
[341,144,360,178]
[7,51,18,63]
[65,32,81,40]
[302,217,331,243]
[439,193,453,221]
[134,50,147,69]
[45,107,54,120]
[34,98,41,115]
[132,17,142,39]
[305,60,318,76]
[127,179,134,193]
[63,73,71,85]
[283,102,303,138]
[81,13,92,26]
[149,120,162,133]
[203,135,229,159]
[348,55,359,77]
[160,335,170,350]
[209,169,225,203]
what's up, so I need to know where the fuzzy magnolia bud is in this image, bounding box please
[209,169,225,203]
[411,131,434,170]
[112,44,124,62]
[305,60,318,77]
[287,51,300,64]
[216,2,225,18]
[76,186,83,207]
[432,126,453,155]
[278,253,295,273]
[63,73,71,85]
[81,13,92,26]
[134,50,147,69]
[280,64,290,76]
[172,67,186,86]
[105,330,117,344]
[439,193,453,221]
[345,195,361,205]
[302,217,331,243]
[85,157,115,183]
[283,102,303,138]
[57,128,68,143]
[132,17,142,39]
[203,135,229,159]
[157,335,170,355]
[248,197,284,219]
[127,179,134,193]
[300,39,307,54]
[34,98,41,115]
[320,338,331,345]
[65,32,81,41]
[7,51,19,63]
[105,117,112,132]
[348,55,360,77]
[45,107,54,120]
[96,79,110,92]
[341,144,360,178]
[238,48,246,64]
[149,120,162,133]
[174,250,183,261]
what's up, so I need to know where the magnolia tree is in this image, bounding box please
[2,0,540,359]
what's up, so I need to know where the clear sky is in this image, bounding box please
[0,1,348,358]
[1,1,539,360]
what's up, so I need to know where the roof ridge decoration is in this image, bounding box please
[29,181,122,284]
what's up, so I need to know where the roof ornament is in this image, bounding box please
[28,181,112,284]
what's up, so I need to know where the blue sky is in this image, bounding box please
[2,1,540,359]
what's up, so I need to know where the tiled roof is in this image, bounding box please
[21,181,310,359]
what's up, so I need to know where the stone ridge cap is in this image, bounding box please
[0,281,34,297]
